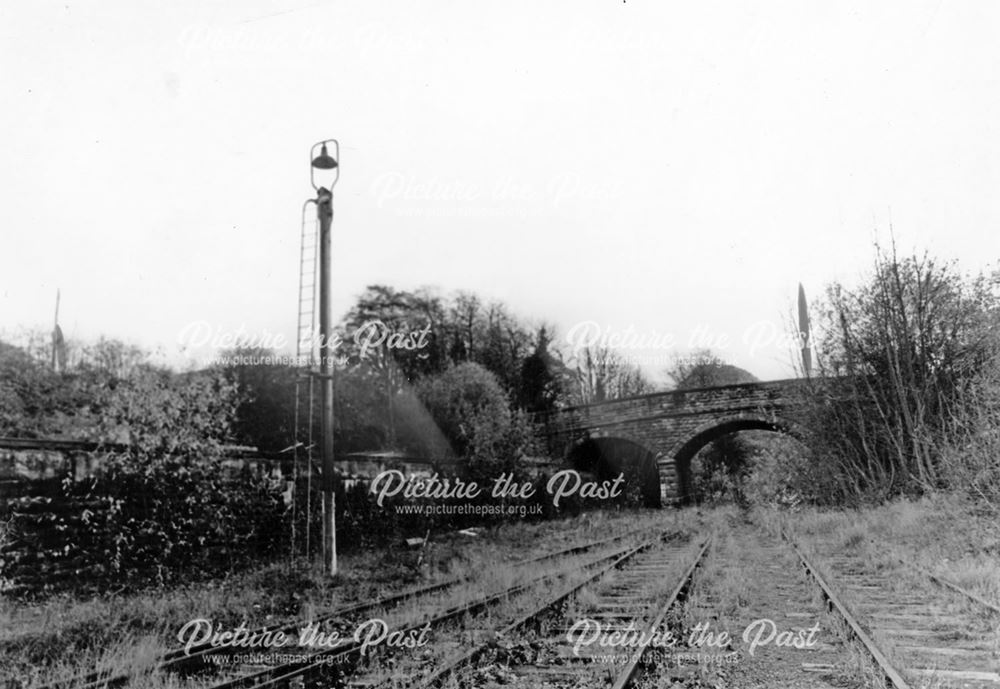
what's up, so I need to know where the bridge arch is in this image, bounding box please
[666,412,808,504]
[563,435,661,507]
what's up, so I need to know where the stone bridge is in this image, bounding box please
[537,379,810,506]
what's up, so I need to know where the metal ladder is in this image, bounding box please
[292,201,319,556]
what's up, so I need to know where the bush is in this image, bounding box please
[6,366,287,594]
[937,358,1000,510]
[804,244,1000,502]
[688,434,751,505]
[415,362,536,476]
[740,433,818,507]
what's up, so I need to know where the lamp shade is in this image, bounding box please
[311,143,338,170]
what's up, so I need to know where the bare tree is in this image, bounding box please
[567,345,654,405]
[806,242,1000,500]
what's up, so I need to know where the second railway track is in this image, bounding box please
[166,527,686,689]
[788,530,1000,689]
[385,531,711,689]
[42,527,659,689]
[32,512,997,689]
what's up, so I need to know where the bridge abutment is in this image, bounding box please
[656,455,678,506]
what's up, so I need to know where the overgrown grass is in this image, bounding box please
[782,495,1000,689]
[0,509,671,687]
[782,493,1000,609]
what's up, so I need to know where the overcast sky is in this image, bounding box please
[3,1,998,383]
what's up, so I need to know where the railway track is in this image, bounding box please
[197,518,1000,689]
[191,531,678,689]
[787,531,1000,688]
[672,522,868,688]
[33,513,997,689]
[372,533,711,689]
[41,527,655,689]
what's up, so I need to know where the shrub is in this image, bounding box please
[6,366,287,594]
[938,358,1000,510]
[740,433,817,507]
[415,362,536,476]
[804,244,1000,502]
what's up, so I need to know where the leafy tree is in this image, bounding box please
[218,345,296,453]
[333,286,548,433]
[333,364,396,451]
[518,326,563,413]
[415,362,533,475]
[337,284,446,383]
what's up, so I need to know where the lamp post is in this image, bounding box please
[310,139,339,575]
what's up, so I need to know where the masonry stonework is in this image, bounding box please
[538,379,808,505]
